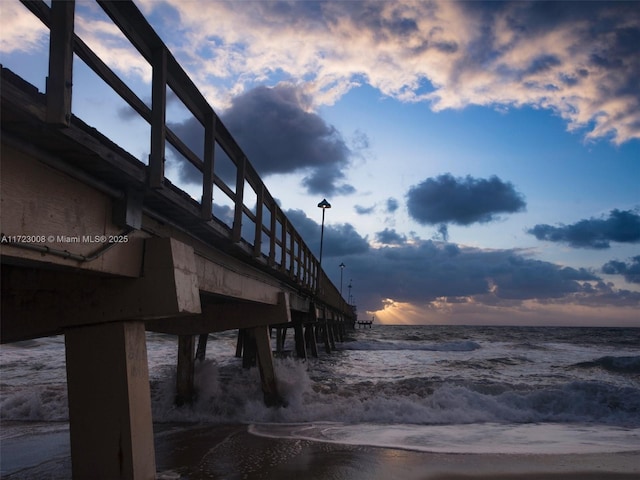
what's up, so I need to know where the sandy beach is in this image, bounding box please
[2,422,638,479]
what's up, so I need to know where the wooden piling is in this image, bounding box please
[176,334,196,406]
[242,329,257,368]
[252,325,286,407]
[195,333,208,362]
[65,321,156,480]
[293,322,307,360]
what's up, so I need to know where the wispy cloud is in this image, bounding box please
[5,1,637,143]
[0,1,47,53]
[136,0,640,144]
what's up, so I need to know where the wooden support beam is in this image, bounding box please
[46,0,74,126]
[196,333,208,362]
[305,324,318,358]
[65,321,156,479]
[242,329,257,369]
[320,307,332,354]
[175,335,196,406]
[147,292,291,335]
[235,329,245,358]
[1,237,201,343]
[294,322,307,360]
[252,325,286,407]
[276,327,286,353]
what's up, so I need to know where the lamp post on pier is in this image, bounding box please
[317,198,331,292]
[339,262,345,296]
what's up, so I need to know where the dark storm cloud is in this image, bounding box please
[375,228,406,245]
[602,256,640,284]
[272,211,634,314]
[284,209,369,258]
[340,238,607,314]
[223,84,355,196]
[406,174,526,226]
[164,84,355,195]
[528,209,640,249]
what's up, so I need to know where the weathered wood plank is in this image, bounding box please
[46,0,74,126]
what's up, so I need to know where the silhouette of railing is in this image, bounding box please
[20,0,348,306]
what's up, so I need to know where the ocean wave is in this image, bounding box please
[248,422,640,455]
[144,359,640,428]
[442,356,533,371]
[0,385,68,422]
[341,340,481,352]
[2,356,638,430]
[573,355,640,375]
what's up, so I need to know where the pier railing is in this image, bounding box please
[20,0,345,303]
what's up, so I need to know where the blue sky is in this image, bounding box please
[1,0,639,326]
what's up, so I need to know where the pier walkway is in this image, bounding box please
[0,1,355,478]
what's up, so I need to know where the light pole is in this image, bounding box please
[348,279,352,305]
[317,198,331,292]
[339,262,345,296]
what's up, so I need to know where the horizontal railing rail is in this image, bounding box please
[18,0,353,310]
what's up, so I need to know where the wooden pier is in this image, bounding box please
[0,1,355,478]
[356,316,375,328]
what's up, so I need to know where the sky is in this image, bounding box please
[1,0,639,326]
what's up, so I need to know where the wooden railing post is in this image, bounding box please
[149,47,167,188]
[269,204,277,266]
[46,0,75,127]
[201,109,216,219]
[253,184,264,257]
[232,156,247,242]
[289,233,295,279]
[280,217,288,272]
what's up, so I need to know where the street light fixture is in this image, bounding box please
[317,198,331,271]
[339,262,345,296]
[316,199,331,293]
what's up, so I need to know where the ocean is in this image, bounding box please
[1,325,639,478]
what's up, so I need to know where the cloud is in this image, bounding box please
[7,1,637,144]
[127,0,640,144]
[528,209,640,249]
[342,238,610,312]
[386,197,399,213]
[335,236,638,319]
[163,83,356,195]
[166,84,355,195]
[375,228,406,245]
[602,256,640,284]
[406,174,526,226]
[223,84,354,196]
[285,209,369,258]
[0,1,47,53]
[354,205,375,215]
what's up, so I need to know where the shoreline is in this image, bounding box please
[2,422,638,479]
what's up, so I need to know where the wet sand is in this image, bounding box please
[2,422,639,479]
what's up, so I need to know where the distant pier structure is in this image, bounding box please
[0,1,355,478]
[357,316,375,328]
